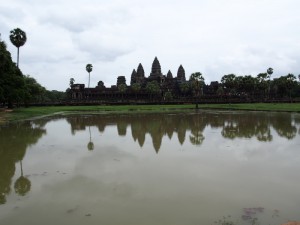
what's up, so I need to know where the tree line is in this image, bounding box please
[0,28,66,108]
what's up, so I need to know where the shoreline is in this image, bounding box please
[1,103,300,123]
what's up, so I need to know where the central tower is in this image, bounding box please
[150,57,162,78]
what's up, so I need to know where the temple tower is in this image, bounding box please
[177,65,186,82]
[117,76,126,87]
[130,69,137,85]
[150,57,162,78]
[167,70,173,79]
[135,63,145,84]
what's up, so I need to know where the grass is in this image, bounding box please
[1,103,300,122]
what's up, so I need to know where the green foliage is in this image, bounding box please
[9,28,27,48]
[43,90,67,103]
[86,64,93,73]
[9,28,27,67]
[164,91,173,101]
[273,74,297,99]
[190,72,205,96]
[146,81,161,97]
[118,84,127,99]
[221,74,236,94]
[131,83,141,93]
[179,82,190,95]
[0,40,25,106]
[3,103,300,122]
[0,39,49,107]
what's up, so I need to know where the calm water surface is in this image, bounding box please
[0,110,300,225]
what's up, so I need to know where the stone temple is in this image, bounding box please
[70,57,215,101]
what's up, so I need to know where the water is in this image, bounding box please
[0,110,300,225]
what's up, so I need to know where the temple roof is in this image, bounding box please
[130,69,137,85]
[167,70,173,79]
[136,63,145,78]
[150,57,162,77]
[177,65,186,81]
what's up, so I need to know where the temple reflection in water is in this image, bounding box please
[1,111,300,225]
[65,111,300,153]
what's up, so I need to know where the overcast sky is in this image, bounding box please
[1,0,300,91]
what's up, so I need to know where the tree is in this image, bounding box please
[23,75,46,105]
[9,28,27,68]
[86,64,93,88]
[257,73,268,99]
[286,73,297,101]
[179,82,190,97]
[131,83,141,99]
[189,72,205,108]
[273,74,297,100]
[267,67,273,77]
[221,74,236,95]
[118,83,127,100]
[237,75,256,98]
[146,81,161,100]
[0,40,25,107]
[164,91,173,101]
[267,67,273,98]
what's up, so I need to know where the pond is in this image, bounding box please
[0,110,300,225]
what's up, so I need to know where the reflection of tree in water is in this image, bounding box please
[256,117,273,142]
[189,113,206,146]
[271,114,297,140]
[65,112,300,153]
[295,116,300,135]
[87,126,94,151]
[14,161,31,196]
[0,121,46,204]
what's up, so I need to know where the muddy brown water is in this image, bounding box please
[1,110,300,225]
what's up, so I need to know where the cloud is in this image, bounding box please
[1,0,300,90]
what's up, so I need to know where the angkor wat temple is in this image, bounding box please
[70,57,219,102]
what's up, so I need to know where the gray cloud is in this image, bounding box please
[1,0,300,91]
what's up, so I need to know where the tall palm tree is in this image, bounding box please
[9,28,27,68]
[267,67,273,99]
[86,64,93,88]
[190,72,205,109]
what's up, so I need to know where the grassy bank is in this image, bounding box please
[1,103,300,122]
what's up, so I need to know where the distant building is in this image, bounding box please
[70,57,219,101]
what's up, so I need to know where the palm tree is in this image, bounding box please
[131,83,141,99]
[118,83,127,100]
[146,81,161,101]
[9,28,27,68]
[267,67,273,99]
[190,72,205,109]
[86,64,93,88]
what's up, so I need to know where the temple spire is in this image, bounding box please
[150,57,162,77]
[177,64,186,82]
[130,69,137,85]
[167,70,173,79]
[136,63,145,78]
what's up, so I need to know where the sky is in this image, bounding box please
[1,0,300,91]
